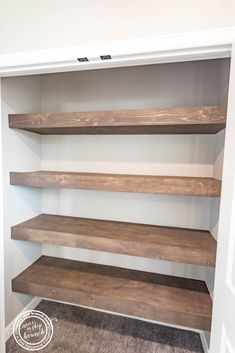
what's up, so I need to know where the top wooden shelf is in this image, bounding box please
[9,105,226,135]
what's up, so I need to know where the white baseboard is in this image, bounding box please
[5,297,41,342]
[41,296,204,333]
[200,332,209,353]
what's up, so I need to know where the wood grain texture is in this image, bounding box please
[12,256,212,331]
[9,106,226,135]
[12,214,216,266]
[10,171,221,197]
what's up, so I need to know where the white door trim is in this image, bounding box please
[0,27,234,77]
[209,41,235,353]
[0,79,6,353]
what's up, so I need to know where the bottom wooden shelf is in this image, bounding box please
[12,256,212,331]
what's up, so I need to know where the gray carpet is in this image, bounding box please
[6,300,204,353]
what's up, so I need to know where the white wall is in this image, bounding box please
[0,0,235,55]
[40,59,229,282]
[1,76,42,326]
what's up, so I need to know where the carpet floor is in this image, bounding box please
[6,300,204,353]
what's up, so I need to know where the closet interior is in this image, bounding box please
[1,58,230,340]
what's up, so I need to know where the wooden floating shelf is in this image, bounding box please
[12,256,212,331]
[12,214,216,266]
[9,105,226,135]
[10,171,221,197]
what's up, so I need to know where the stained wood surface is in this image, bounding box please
[12,214,216,266]
[9,106,226,135]
[12,256,212,331]
[10,171,221,197]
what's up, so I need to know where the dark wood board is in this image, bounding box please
[9,106,226,135]
[12,256,212,331]
[10,171,221,197]
[12,214,216,266]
